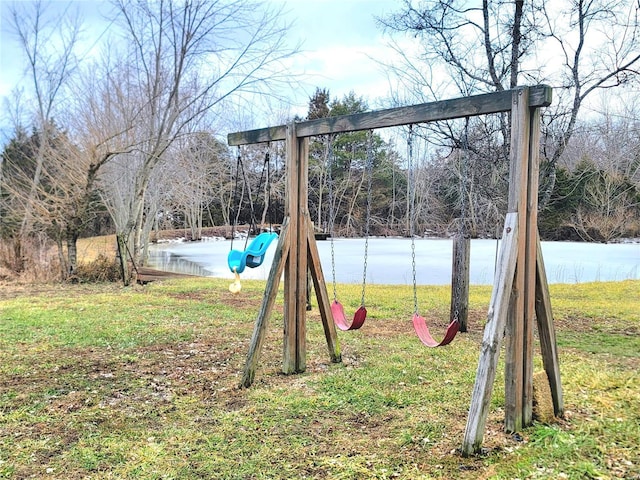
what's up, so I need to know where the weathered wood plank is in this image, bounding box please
[450,234,470,331]
[228,85,552,145]
[283,123,299,375]
[504,88,530,433]
[535,232,564,418]
[228,125,287,147]
[522,107,542,426]
[306,217,341,363]
[462,213,519,456]
[240,218,290,388]
[295,137,309,373]
[135,267,197,284]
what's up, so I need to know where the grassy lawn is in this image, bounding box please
[0,278,638,479]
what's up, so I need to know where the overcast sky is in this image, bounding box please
[0,0,404,138]
[277,0,400,104]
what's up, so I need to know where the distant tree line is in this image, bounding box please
[2,85,639,282]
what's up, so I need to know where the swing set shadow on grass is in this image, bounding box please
[227,85,563,456]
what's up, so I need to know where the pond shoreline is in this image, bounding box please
[148,237,640,286]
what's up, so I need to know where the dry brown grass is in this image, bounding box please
[76,234,117,263]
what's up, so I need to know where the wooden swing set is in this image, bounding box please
[227,85,564,456]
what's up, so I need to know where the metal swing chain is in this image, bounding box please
[258,144,272,232]
[360,130,374,307]
[245,146,269,245]
[266,143,273,232]
[327,136,338,302]
[239,150,254,251]
[408,126,419,315]
[231,145,271,252]
[230,147,243,252]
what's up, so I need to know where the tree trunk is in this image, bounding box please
[56,237,67,280]
[12,237,25,273]
[66,233,79,279]
[509,0,524,89]
[116,232,132,286]
[140,204,157,266]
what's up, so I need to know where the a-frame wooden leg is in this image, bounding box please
[283,126,301,375]
[534,231,564,417]
[306,217,341,363]
[504,277,523,432]
[462,213,519,456]
[522,106,542,427]
[504,88,532,434]
[240,219,291,388]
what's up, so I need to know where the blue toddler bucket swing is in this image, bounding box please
[227,145,278,293]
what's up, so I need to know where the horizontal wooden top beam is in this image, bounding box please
[228,85,552,146]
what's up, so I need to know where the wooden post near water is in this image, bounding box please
[450,233,470,331]
[228,85,563,455]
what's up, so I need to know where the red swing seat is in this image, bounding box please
[331,300,366,331]
[412,313,459,347]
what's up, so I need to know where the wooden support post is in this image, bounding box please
[451,233,470,331]
[504,88,531,433]
[283,125,312,374]
[283,123,300,374]
[295,137,310,373]
[535,232,564,417]
[462,213,519,456]
[522,106,542,426]
[282,125,336,375]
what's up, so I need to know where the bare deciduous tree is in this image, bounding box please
[3,0,81,271]
[164,132,231,242]
[380,0,640,217]
[98,0,296,283]
[551,88,640,240]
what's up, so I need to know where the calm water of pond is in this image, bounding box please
[147,237,640,285]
